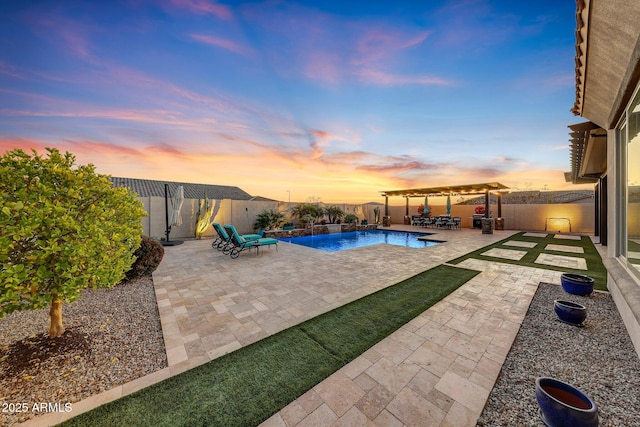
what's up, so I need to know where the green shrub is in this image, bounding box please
[125,236,164,281]
[253,209,285,231]
[344,213,358,224]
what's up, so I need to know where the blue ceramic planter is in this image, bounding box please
[554,300,587,325]
[561,273,595,296]
[536,377,598,427]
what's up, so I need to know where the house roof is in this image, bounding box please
[110,177,253,200]
[571,0,640,128]
[565,121,605,184]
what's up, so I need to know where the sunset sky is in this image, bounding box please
[0,0,590,204]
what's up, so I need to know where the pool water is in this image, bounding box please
[279,230,440,252]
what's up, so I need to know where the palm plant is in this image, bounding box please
[344,213,358,224]
[324,205,345,224]
[253,209,285,231]
[291,203,324,222]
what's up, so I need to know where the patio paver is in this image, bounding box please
[534,253,588,270]
[553,234,582,240]
[480,247,527,261]
[503,240,537,248]
[23,226,583,427]
[263,257,565,426]
[523,232,548,238]
[545,243,584,254]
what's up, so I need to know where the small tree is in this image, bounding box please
[324,205,345,224]
[0,148,145,338]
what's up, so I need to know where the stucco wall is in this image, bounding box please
[384,203,595,234]
[140,198,596,239]
[140,199,385,239]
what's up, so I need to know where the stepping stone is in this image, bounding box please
[545,244,584,254]
[523,232,548,238]
[503,241,537,248]
[481,248,527,261]
[534,253,587,270]
[553,234,581,240]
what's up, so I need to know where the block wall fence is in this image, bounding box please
[139,197,596,239]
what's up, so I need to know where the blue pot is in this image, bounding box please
[536,377,598,427]
[561,273,595,296]
[554,300,587,325]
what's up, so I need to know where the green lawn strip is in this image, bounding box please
[300,264,478,362]
[61,264,478,427]
[448,232,607,291]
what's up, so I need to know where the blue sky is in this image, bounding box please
[0,0,586,203]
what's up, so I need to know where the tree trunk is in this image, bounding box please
[49,297,65,338]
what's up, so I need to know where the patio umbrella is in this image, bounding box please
[423,196,430,214]
[169,185,184,227]
[446,194,451,215]
[163,184,184,246]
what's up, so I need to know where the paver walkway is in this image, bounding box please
[261,258,564,427]
[22,227,589,426]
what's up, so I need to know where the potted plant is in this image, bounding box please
[536,377,598,426]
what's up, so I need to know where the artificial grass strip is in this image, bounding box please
[61,264,477,427]
[300,264,478,362]
[448,231,608,291]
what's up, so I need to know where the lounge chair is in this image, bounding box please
[212,223,261,254]
[224,224,278,259]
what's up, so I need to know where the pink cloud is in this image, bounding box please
[168,0,232,20]
[0,138,49,154]
[64,139,142,157]
[0,61,26,80]
[24,13,96,61]
[189,34,253,56]
[355,69,452,86]
[352,28,430,66]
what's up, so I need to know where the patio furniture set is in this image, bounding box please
[411,215,462,230]
[211,223,278,258]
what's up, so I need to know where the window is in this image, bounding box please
[627,88,640,277]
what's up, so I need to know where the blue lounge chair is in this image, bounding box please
[224,224,278,259]
[212,223,261,254]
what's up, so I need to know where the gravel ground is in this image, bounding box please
[477,282,640,427]
[0,277,167,426]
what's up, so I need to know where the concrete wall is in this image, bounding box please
[141,198,595,239]
[141,197,279,239]
[140,199,386,239]
[384,202,595,234]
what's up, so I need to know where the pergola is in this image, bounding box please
[380,182,510,220]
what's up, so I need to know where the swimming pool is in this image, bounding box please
[278,230,441,252]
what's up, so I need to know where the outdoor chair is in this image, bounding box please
[224,224,278,259]
[212,223,261,254]
[453,217,462,230]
